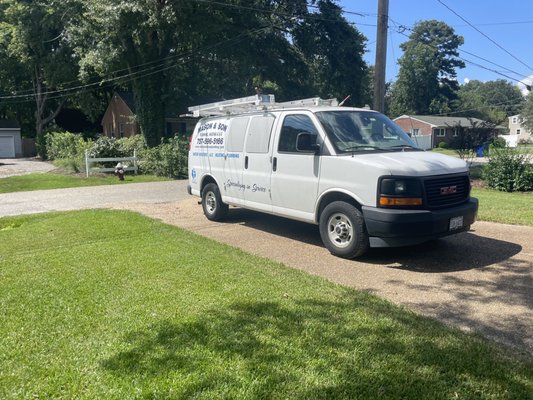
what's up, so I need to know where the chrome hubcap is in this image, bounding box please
[327,213,353,248]
[206,192,216,213]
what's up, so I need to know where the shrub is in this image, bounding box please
[88,136,124,158]
[117,135,147,156]
[438,141,449,149]
[46,131,87,160]
[140,136,189,178]
[484,148,533,192]
[45,131,93,173]
[491,136,507,148]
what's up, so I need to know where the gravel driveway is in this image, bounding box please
[1,180,531,358]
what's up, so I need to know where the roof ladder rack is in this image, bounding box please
[275,97,338,108]
[188,94,276,117]
[187,95,339,117]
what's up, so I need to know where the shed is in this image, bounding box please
[0,120,22,158]
[101,91,197,138]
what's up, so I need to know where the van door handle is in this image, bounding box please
[245,156,249,169]
[272,157,277,171]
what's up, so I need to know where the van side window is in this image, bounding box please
[227,117,249,152]
[245,115,275,154]
[278,115,318,153]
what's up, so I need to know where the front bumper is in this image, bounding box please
[362,198,478,247]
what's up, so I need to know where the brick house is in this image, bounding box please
[101,92,197,138]
[393,115,502,148]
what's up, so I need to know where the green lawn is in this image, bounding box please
[473,187,533,226]
[0,172,170,193]
[0,210,531,399]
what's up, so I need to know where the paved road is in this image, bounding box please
[1,180,532,358]
[0,158,56,178]
[0,181,190,217]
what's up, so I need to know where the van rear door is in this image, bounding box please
[223,116,249,205]
[241,114,276,212]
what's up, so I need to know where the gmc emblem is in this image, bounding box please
[440,185,457,195]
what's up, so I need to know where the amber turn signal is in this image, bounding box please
[379,197,422,206]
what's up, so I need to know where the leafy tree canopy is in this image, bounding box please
[389,20,465,117]
[454,80,524,124]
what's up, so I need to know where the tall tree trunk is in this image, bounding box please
[132,74,166,147]
[33,67,64,159]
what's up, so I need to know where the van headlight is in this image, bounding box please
[379,178,423,207]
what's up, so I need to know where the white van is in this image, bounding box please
[187,95,478,259]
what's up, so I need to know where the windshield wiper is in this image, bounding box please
[343,145,392,152]
[387,144,422,151]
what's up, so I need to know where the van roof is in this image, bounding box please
[197,106,378,121]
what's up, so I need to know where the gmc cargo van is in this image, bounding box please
[187,95,478,258]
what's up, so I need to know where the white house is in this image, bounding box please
[501,115,532,147]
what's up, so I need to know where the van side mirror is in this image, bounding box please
[296,132,320,153]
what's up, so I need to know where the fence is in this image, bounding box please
[85,149,139,177]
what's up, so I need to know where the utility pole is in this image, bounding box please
[373,0,389,113]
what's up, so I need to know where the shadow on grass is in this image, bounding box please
[221,208,521,272]
[102,293,532,399]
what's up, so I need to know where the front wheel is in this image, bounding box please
[201,183,228,221]
[319,201,369,259]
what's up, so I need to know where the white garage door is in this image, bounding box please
[0,135,15,158]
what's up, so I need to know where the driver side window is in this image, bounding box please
[278,114,318,153]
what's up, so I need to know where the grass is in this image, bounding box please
[0,210,532,399]
[473,187,533,226]
[0,172,170,193]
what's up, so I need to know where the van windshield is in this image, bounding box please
[315,110,420,153]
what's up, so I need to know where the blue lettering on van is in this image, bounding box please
[226,153,240,158]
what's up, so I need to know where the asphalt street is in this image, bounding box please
[0,180,189,217]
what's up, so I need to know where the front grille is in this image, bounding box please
[424,174,470,208]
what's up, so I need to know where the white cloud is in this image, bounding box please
[463,77,470,84]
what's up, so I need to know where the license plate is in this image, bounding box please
[449,216,464,231]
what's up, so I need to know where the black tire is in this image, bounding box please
[319,201,369,259]
[201,183,228,221]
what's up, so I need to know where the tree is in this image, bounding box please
[449,119,499,163]
[71,0,311,146]
[454,80,524,124]
[0,0,80,157]
[293,0,368,106]
[389,20,464,117]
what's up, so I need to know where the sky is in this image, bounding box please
[338,0,533,94]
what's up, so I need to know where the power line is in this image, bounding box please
[436,0,533,73]
[0,26,273,103]
[431,97,524,117]
[390,20,529,86]
[1,1,378,100]
[454,20,533,27]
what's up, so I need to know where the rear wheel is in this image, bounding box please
[201,183,228,221]
[319,201,369,259]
